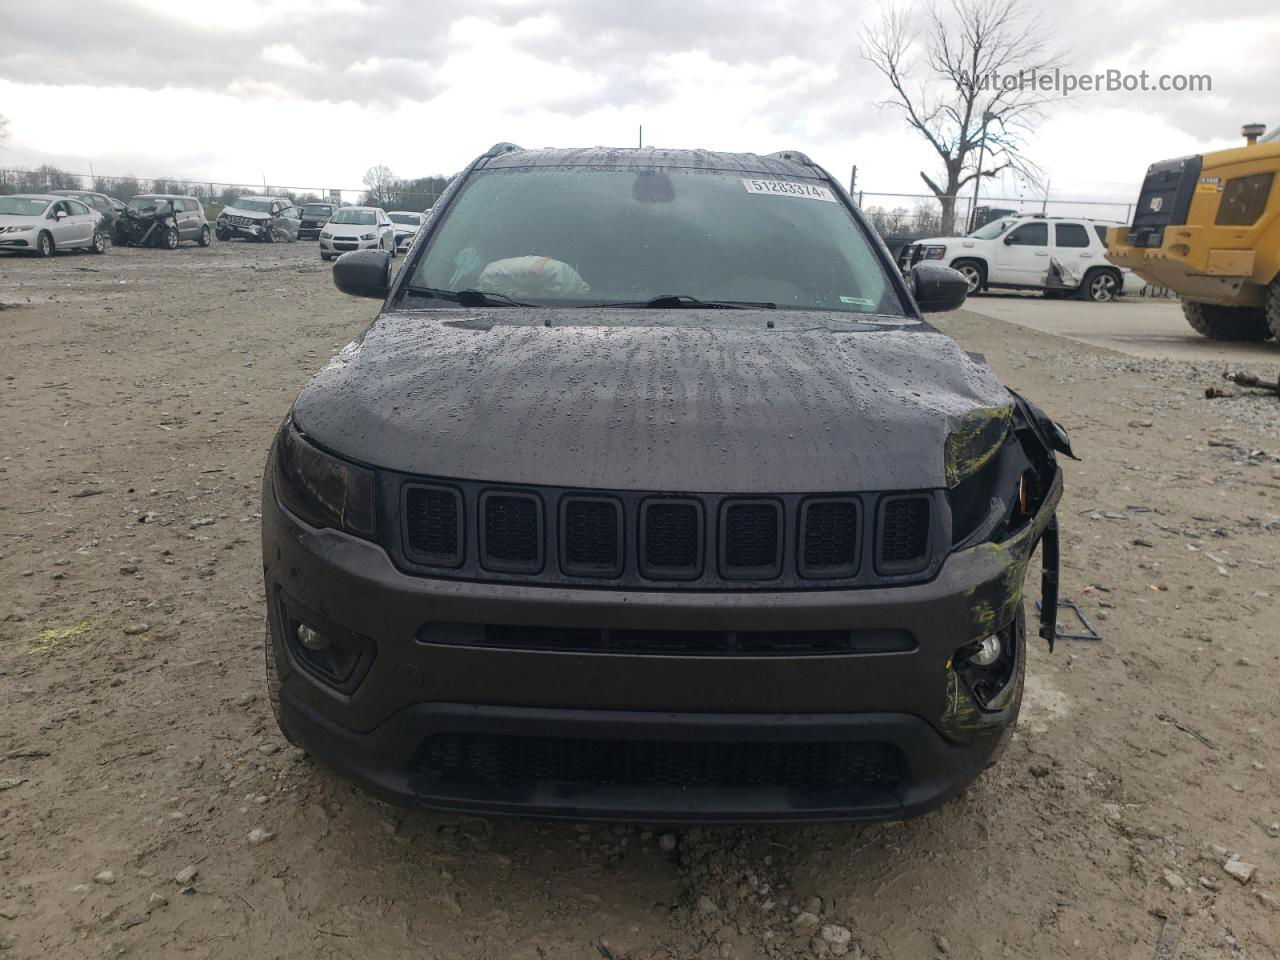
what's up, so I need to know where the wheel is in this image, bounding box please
[216,227,230,242]
[90,230,107,255]
[1081,268,1121,303]
[164,226,179,250]
[35,231,54,258]
[263,227,275,243]
[198,225,211,247]
[1266,278,1280,342]
[1181,299,1271,341]
[320,253,332,261]
[264,623,298,747]
[951,258,986,294]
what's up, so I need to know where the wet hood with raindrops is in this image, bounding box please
[290,307,1013,494]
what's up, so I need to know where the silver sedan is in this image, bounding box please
[0,194,106,256]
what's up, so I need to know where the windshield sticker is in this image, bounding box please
[840,296,876,307]
[742,179,836,202]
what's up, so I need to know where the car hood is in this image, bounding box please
[913,235,973,248]
[392,222,420,233]
[221,206,270,221]
[0,214,41,229]
[290,309,1012,493]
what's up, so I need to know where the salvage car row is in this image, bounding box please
[0,191,427,258]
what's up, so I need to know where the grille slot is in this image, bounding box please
[479,492,542,573]
[561,497,623,577]
[419,622,914,657]
[800,499,859,578]
[403,485,462,566]
[721,501,782,579]
[415,732,905,794]
[877,495,931,572]
[640,500,703,579]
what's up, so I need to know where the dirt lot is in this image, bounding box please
[1,243,1278,960]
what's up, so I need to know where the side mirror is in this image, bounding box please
[54,210,68,220]
[1003,234,1016,245]
[911,262,968,313]
[333,249,392,299]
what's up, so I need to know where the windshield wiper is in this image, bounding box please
[403,285,538,308]
[588,294,777,310]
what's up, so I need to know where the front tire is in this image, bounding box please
[164,226,179,250]
[35,231,54,258]
[1266,278,1280,342]
[952,258,986,295]
[320,253,332,261]
[1182,299,1271,341]
[198,225,211,247]
[1082,268,1121,303]
[216,227,230,242]
[90,231,107,255]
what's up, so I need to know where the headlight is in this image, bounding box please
[2,225,33,233]
[359,232,376,241]
[320,231,332,240]
[272,420,376,540]
[922,245,947,259]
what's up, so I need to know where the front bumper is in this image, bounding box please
[217,220,268,240]
[320,236,382,254]
[394,232,417,252]
[262,465,1059,822]
[0,235,33,248]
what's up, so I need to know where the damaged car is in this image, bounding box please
[214,195,301,243]
[261,143,1072,823]
[114,195,211,249]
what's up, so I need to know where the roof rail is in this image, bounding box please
[483,142,524,158]
[767,150,816,166]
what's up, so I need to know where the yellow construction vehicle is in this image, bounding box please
[1106,123,1280,343]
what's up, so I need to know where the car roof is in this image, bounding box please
[135,194,194,200]
[387,210,422,216]
[340,205,380,211]
[51,189,107,197]
[6,193,60,203]
[480,144,824,179]
[236,195,289,201]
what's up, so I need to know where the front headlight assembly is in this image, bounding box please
[359,232,376,241]
[272,420,376,540]
[921,244,947,259]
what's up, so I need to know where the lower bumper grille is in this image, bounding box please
[415,732,905,792]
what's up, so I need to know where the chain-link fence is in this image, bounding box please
[855,191,1136,240]
[0,168,447,217]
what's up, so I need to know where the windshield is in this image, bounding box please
[389,213,421,225]
[303,204,333,216]
[233,198,276,213]
[968,218,1016,239]
[330,209,376,225]
[0,197,49,216]
[409,167,903,314]
[127,196,171,211]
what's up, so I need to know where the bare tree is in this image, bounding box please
[361,165,400,209]
[862,0,1060,234]
[0,113,9,151]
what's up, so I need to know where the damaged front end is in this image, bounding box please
[939,390,1074,746]
[114,203,179,248]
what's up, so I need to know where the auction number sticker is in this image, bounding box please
[742,178,836,202]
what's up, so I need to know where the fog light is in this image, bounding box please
[296,623,331,651]
[970,634,1001,667]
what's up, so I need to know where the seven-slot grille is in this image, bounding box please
[877,495,932,572]
[397,482,937,587]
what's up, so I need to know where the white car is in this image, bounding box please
[388,211,425,253]
[319,206,395,261]
[898,215,1132,303]
[0,194,107,257]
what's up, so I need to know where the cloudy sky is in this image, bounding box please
[1,0,1277,209]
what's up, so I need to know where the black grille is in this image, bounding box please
[878,496,931,570]
[419,622,914,656]
[802,500,859,577]
[480,493,541,572]
[641,500,702,578]
[415,732,905,793]
[721,501,781,578]
[562,498,622,576]
[404,486,461,565]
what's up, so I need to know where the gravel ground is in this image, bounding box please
[1,243,1277,959]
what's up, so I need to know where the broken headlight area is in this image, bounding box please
[272,419,377,540]
[114,209,176,247]
[940,611,1024,743]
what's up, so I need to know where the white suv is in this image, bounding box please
[898,215,1131,303]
